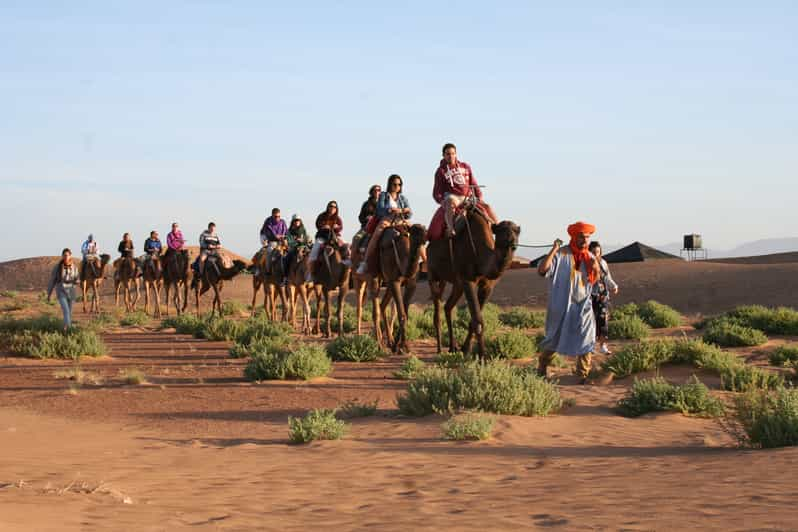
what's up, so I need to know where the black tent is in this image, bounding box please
[603,242,680,263]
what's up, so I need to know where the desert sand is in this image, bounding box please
[2,258,798,530]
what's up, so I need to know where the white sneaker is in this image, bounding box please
[600,343,611,354]
[356,262,367,275]
[342,259,352,267]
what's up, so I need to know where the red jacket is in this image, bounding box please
[433,159,482,204]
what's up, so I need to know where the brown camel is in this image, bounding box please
[250,246,288,321]
[81,254,111,314]
[141,255,163,317]
[162,249,190,316]
[193,257,247,317]
[372,223,427,353]
[427,203,520,356]
[285,245,315,334]
[311,228,351,338]
[350,245,380,337]
[113,256,140,312]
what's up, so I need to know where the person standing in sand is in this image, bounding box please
[536,222,602,384]
[588,241,618,355]
[47,248,80,331]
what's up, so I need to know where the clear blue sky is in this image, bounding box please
[2,1,796,261]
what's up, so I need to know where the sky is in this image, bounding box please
[1,1,796,262]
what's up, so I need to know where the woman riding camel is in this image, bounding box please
[356,174,411,275]
[306,201,350,282]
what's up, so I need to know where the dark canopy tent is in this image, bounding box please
[530,242,680,266]
[603,242,680,263]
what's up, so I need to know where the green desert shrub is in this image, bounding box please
[0,314,63,334]
[220,300,247,317]
[636,301,682,328]
[393,355,426,379]
[733,387,798,448]
[617,376,724,418]
[8,329,107,359]
[397,360,562,417]
[769,345,798,367]
[1,290,19,298]
[441,413,495,441]
[119,311,149,327]
[499,307,545,329]
[229,335,291,359]
[161,314,205,335]
[235,317,292,345]
[288,409,348,444]
[484,330,537,360]
[244,344,331,381]
[311,304,359,334]
[198,316,246,341]
[718,365,783,392]
[726,305,798,336]
[612,303,640,321]
[120,367,147,385]
[609,314,650,340]
[601,340,676,378]
[435,350,472,368]
[337,399,379,418]
[703,319,768,347]
[326,334,383,362]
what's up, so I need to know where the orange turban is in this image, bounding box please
[567,221,597,284]
[567,221,596,238]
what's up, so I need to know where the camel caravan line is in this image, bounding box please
[76,144,521,356]
[82,207,517,359]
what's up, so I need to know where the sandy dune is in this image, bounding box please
[2,257,798,530]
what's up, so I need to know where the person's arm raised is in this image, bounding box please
[538,240,561,276]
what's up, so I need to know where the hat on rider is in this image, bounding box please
[291,214,302,222]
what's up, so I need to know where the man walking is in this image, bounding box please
[536,221,602,383]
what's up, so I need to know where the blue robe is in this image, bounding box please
[540,248,596,356]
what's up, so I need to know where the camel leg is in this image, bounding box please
[321,290,330,338]
[380,289,393,348]
[82,282,88,314]
[250,277,260,317]
[371,285,383,348]
[430,281,445,353]
[400,279,418,353]
[132,278,140,310]
[444,282,464,353]
[180,280,188,314]
[153,282,162,318]
[462,280,484,358]
[356,278,365,335]
[288,285,297,329]
[335,287,346,338]
[114,280,120,308]
[278,285,288,322]
[388,281,406,354]
[300,286,311,335]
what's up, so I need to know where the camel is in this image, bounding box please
[310,228,351,338]
[427,202,520,357]
[162,249,190,316]
[250,246,289,321]
[285,245,315,334]
[350,240,380,336]
[193,257,247,317]
[141,255,163,317]
[113,256,140,312]
[81,254,111,314]
[371,223,427,353]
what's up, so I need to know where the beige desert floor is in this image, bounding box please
[2,261,798,530]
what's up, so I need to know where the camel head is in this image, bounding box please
[409,224,427,247]
[100,253,111,266]
[231,259,247,273]
[491,221,521,252]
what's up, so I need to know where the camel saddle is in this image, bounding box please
[427,202,490,242]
